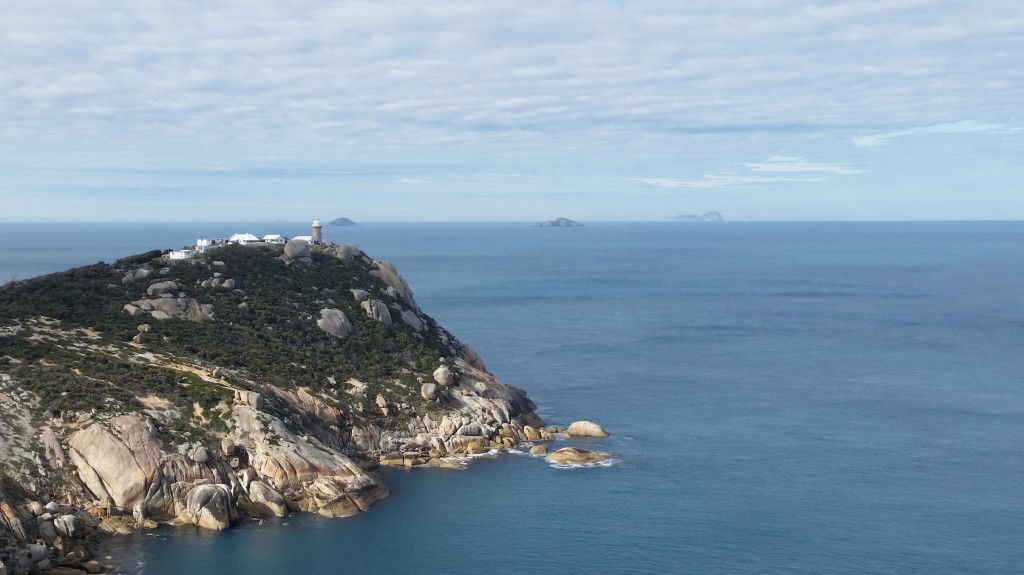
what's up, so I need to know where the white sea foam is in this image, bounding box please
[438,456,470,468]
[465,448,500,459]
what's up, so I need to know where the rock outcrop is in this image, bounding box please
[179,484,233,531]
[128,295,214,322]
[361,300,392,324]
[67,416,162,513]
[433,365,454,387]
[317,308,352,338]
[545,447,610,466]
[566,421,610,438]
[370,261,419,311]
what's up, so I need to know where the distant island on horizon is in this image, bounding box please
[667,211,723,222]
[533,217,584,227]
[327,217,357,226]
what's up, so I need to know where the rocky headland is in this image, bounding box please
[0,239,607,574]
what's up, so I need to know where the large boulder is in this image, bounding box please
[283,239,311,260]
[234,389,265,409]
[67,415,163,512]
[400,309,424,332]
[333,244,360,261]
[566,421,609,438]
[122,268,153,284]
[40,430,66,468]
[433,365,454,387]
[146,280,179,297]
[545,447,610,466]
[292,476,389,519]
[246,479,288,517]
[317,308,352,338]
[420,383,438,401]
[179,484,233,531]
[53,514,82,538]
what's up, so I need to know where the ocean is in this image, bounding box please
[2,221,1023,574]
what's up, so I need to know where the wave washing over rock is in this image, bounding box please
[0,240,604,573]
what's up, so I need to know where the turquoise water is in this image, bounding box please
[2,222,1023,574]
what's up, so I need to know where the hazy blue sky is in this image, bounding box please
[2,1,1021,221]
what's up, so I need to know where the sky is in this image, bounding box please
[1,0,1022,222]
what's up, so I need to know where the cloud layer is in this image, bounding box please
[1,1,1022,220]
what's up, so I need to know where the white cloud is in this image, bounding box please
[643,155,859,189]
[855,121,1016,146]
[396,178,429,184]
[644,174,821,189]
[1,1,1022,220]
[746,156,863,175]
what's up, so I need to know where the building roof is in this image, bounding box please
[263,234,286,240]
[293,235,315,243]
[229,233,260,242]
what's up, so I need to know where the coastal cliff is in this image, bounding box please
[0,240,552,573]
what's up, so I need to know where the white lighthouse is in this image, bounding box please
[312,218,322,244]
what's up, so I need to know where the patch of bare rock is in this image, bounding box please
[545,447,612,467]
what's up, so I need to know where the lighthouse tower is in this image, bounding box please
[312,218,322,244]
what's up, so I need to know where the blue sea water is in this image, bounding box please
[1,221,1023,574]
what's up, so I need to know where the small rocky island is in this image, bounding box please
[0,237,610,573]
[327,217,357,226]
[668,211,723,222]
[533,217,583,227]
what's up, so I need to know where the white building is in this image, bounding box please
[293,235,316,244]
[263,234,288,244]
[168,249,194,260]
[229,233,261,245]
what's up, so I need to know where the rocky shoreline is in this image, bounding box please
[1,416,610,575]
